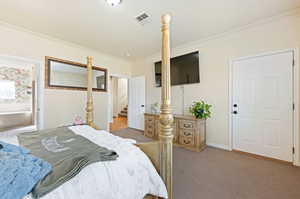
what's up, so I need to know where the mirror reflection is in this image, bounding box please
[46,57,107,91]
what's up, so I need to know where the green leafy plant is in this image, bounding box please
[189,101,212,119]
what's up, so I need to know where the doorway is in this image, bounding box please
[109,76,129,132]
[230,50,296,162]
[0,55,41,132]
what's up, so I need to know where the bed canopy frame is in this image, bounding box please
[85,14,173,199]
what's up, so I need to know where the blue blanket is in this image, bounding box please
[0,141,52,199]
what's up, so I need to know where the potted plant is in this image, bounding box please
[189,101,212,119]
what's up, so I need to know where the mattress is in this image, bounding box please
[0,125,168,199]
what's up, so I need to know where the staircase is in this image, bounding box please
[118,106,128,118]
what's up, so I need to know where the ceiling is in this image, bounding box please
[0,0,299,60]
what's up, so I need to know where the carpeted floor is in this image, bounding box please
[112,128,300,199]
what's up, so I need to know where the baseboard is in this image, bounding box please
[206,142,231,151]
[1,125,36,135]
[294,161,300,167]
[128,127,144,132]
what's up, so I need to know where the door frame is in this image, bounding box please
[228,48,299,166]
[107,73,130,130]
[0,54,44,130]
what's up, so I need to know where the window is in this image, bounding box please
[0,80,15,100]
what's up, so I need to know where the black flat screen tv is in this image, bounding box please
[154,51,199,87]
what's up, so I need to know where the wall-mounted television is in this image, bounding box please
[154,51,200,87]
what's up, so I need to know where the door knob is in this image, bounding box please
[233,111,238,114]
[141,105,145,107]
[233,104,238,107]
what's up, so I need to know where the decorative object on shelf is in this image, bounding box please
[150,102,160,114]
[189,101,212,119]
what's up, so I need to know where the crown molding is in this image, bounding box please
[144,7,300,62]
[0,6,299,63]
[0,20,131,64]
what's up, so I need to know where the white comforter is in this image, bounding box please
[0,125,168,199]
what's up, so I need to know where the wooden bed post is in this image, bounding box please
[159,14,173,199]
[86,56,95,128]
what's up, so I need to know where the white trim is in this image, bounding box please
[293,48,300,166]
[110,73,131,79]
[230,49,297,62]
[207,143,231,151]
[0,21,131,63]
[228,48,299,166]
[1,125,37,135]
[36,58,44,130]
[146,8,300,61]
[0,111,32,115]
[228,59,234,151]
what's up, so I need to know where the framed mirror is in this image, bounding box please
[45,57,107,92]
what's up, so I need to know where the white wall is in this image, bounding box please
[131,13,300,150]
[0,22,132,130]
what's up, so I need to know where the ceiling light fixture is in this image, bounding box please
[106,0,122,6]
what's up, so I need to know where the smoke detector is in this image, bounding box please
[135,12,150,25]
[106,0,121,6]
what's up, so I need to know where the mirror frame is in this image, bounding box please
[45,56,107,92]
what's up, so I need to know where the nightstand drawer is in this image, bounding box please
[179,136,195,147]
[145,116,155,124]
[145,128,155,138]
[179,129,194,138]
[146,123,154,130]
[179,120,196,130]
[144,113,206,152]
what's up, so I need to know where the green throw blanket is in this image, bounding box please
[17,126,118,199]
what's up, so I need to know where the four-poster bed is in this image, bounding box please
[85,14,174,199]
[0,14,173,199]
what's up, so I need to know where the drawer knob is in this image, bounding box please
[184,124,192,128]
[183,139,191,144]
[184,131,192,136]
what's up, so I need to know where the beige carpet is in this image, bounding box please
[112,128,300,199]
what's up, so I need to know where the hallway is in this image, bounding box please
[109,116,128,132]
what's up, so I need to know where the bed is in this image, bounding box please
[0,14,174,199]
[0,125,167,199]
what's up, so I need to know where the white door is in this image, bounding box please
[128,76,145,130]
[108,77,113,123]
[232,51,294,162]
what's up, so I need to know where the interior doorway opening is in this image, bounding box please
[0,55,41,133]
[109,75,128,132]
